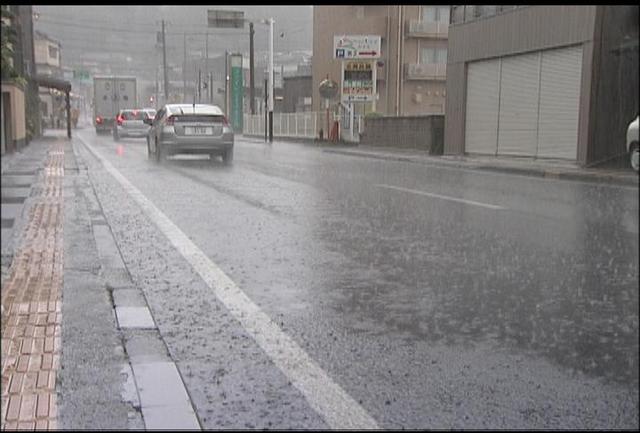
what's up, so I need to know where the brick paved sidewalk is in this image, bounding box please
[1,139,64,430]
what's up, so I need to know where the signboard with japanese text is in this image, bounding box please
[341,60,376,103]
[334,35,381,59]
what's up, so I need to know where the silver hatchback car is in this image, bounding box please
[114,109,151,140]
[145,104,234,164]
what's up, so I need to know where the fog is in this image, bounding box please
[33,5,312,79]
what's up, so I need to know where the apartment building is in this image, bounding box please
[312,5,450,116]
[444,5,639,166]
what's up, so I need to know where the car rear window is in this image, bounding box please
[121,110,144,120]
[173,115,223,123]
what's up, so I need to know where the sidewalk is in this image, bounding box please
[321,145,639,187]
[1,131,66,429]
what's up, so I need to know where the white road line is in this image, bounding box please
[79,137,380,430]
[375,184,506,210]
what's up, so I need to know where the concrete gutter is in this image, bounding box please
[321,147,639,187]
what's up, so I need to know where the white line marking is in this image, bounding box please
[79,137,380,429]
[375,184,506,210]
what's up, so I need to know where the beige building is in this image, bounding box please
[312,5,450,116]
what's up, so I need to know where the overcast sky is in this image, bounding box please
[33,5,313,78]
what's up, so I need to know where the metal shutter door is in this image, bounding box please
[465,59,500,155]
[497,52,541,156]
[536,45,582,160]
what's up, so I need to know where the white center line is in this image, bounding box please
[375,184,506,210]
[79,136,380,430]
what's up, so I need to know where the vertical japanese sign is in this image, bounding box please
[341,60,376,103]
[230,54,243,132]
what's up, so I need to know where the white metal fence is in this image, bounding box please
[243,112,330,139]
[243,111,365,142]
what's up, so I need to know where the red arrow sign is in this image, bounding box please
[358,51,377,56]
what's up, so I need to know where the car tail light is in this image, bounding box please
[223,116,229,127]
[116,115,124,126]
[96,116,103,124]
[166,115,175,125]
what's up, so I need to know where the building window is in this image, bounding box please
[48,45,58,60]
[421,6,450,23]
[420,47,447,64]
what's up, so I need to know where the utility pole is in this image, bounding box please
[183,32,186,102]
[155,67,159,109]
[198,69,202,103]
[162,20,169,104]
[249,22,255,115]
[205,32,208,103]
[224,50,228,115]
[264,78,268,142]
[268,17,274,143]
[209,72,213,103]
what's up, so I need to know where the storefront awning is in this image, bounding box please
[34,75,71,93]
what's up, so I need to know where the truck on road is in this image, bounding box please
[93,76,137,134]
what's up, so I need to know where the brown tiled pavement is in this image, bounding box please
[1,140,64,430]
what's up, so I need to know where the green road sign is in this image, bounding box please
[73,70,91,81]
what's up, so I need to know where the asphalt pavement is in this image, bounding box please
[65,128,639,429]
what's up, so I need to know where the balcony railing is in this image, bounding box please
[405,63,447,80]
[406,20,449,38]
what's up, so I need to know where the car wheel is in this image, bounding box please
[630,142,639,172]
[222,148,233,165]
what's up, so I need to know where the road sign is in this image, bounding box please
[73,70,91,81]
[208,10,244,28]
[319,78,339,99]
[334,35,381,59]
[230,54,243,131]
[341,60,376,103]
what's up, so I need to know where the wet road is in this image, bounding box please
[75,129,639,429]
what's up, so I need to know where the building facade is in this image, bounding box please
[312,5,450,116]
[1,5,38,153]
[281,63,312,113]
[34,31,62,78]
[444,5,639,166]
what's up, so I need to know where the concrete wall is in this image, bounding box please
[444,6,598,162]
[1,82,27,152]
[360,114,444,154]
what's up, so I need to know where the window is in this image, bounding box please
[421,6,450,23]
[48,45,58,60]
[420,48,447,64]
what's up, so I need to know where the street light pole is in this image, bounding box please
[268,17,274,143]
[249,22,255,115]
[162,20,169,104]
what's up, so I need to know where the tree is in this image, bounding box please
[1,6,25,86]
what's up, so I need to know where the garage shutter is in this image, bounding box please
[465,59,500,155]
[497,52,541,156]
[536,45,583,159]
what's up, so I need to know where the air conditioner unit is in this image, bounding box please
[413,93,422,103]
